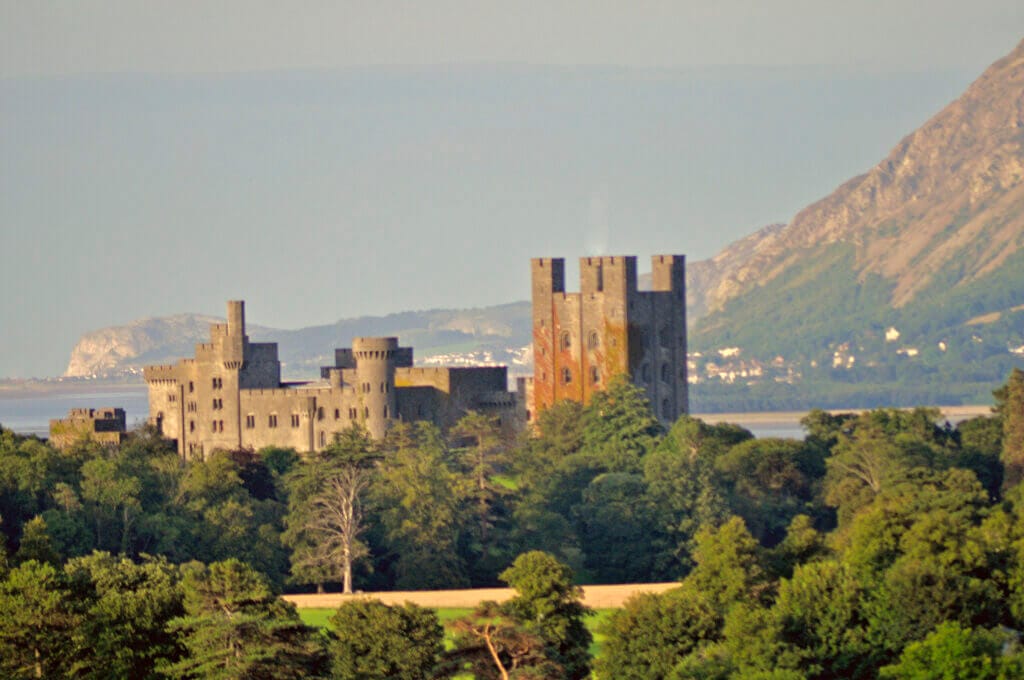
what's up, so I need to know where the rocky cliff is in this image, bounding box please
[699,38,1024,316]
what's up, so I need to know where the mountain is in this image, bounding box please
[689,38,1024,409]
[65,303,533,380]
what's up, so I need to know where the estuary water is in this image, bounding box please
[0,385,807,440]
[0,386,150,438]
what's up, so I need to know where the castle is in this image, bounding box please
[144,301,518,459]
[529,255,688,426]
[142,254,688,457]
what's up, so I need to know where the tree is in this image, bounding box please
[580,375,663,473]
[448,600,561,679]
[65,551,184,679]
[998,368,1024,490]
[878,622,1023,680]
[161,559,326,679]
[327,599,443,679]
[80,456,141,554]
[284,425,377,593]
[573,472,658,583]
[0,560,80,678]
[823,411,942,526]
[177,451,288,585]
[715,438,825,546]
[376,422,467,589]
[643,417,749,576]
[771,560,871,679]
[596,588,720,680]
[686,517,771,612]
[499,551,592,680]
[14,515,58,566]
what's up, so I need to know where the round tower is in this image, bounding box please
[352,337,399,439]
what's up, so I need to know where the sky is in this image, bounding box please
[2,3,1023,378]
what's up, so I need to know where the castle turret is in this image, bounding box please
[353,337,399,439]
[222,300,246,370]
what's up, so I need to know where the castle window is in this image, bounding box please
[212,377,222,389]
[188,381,194,393]
[662,399,672,420]
[587,331,599,350]
[641,363,650,382]
[380,383,385,393]
[291,414,300,428]
[334,408,340,420]
[268,414,278,428]
[559,332,571,351]
[211,420,217,432]
[661,363,670,383]
[319,431,326,447]
[349,407,357,419]
[590,366,600,384]
[562,368,572,384]
[219,420,224,432]
[383,406,388,418]
[245,414,255,429]
[189,420,195,433]
[364,407,369,418]
[168,393,176,403]
[317,407,324,421]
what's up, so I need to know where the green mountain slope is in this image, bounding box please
[690,39,1024,410]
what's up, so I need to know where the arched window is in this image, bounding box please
[587,331,599,350]
[590,366,600,384]
[560,332,572,351]
[562,367,572,384]
[661,363,670,383]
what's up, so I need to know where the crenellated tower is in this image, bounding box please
[530,254,688,426]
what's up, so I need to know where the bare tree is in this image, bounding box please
[284,426,377,594]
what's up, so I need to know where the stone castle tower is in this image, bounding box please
[530,255,688,425]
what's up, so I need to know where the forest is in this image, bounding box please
[1,369,1023,678]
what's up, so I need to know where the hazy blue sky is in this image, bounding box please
[2,3,1023,377]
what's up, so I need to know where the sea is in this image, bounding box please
[0,385,807,440]
[0,386,151,438]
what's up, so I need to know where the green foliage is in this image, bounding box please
[65,551,184,679]
[715,438,826,546]
[1000,368,1024,489]
[327,599,443,679]
[573,472,658,582]
[643,417,750,576]
[686,517,771,612]
[376,422,467,589]
[0,560,80,678]
[499,551,593,680]
[580,375,664,473]
[597,588,720,680]
[878,622,1024,680]
[161,559,327,679]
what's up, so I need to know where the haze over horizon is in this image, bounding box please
[3,3,1023,378]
